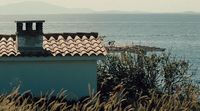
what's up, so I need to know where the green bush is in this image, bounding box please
[97,52,195,101]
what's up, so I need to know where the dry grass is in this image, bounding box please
[136,89,200,111]
[0,85,199,111]
[0,86,131,111]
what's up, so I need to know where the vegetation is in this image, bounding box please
[97,52,199,110]
[0,52,199,111]
[0,84,199,111]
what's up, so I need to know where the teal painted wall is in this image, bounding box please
[0,58,97,99]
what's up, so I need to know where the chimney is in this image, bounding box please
[15,20,45,53]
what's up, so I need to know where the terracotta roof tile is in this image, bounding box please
[0,33,107,57]
[43,33,107,56]
[0,36,19,57]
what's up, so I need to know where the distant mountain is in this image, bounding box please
[97,10,148,14]
[182,11,200,14]
[0,1,95,15]
[0,1,198,15]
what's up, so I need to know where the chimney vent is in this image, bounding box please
[15,20,45,53]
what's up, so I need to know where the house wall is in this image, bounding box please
[0,57,99,99]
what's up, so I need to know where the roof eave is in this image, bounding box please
[0,55,106,62]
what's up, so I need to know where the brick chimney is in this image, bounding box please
[15,20,45,53]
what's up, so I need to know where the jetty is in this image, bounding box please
[105,41,165,54]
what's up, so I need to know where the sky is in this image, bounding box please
[0,0,199,13]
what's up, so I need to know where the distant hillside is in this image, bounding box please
[0,1,95,15]
[97,10,147,14]
[0,1,198,15]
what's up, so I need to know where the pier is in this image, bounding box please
[105,45,165,54]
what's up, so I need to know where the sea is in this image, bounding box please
[0,14,199,81]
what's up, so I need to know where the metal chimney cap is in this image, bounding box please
[15,20,45,23]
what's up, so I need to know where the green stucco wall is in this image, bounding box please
[0,57,98,99]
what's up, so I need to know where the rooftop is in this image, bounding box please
[0,20,107,57]
[0,33,107,57]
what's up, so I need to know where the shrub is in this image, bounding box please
[97,52,195,101]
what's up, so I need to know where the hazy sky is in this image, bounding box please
[0,0,199,12]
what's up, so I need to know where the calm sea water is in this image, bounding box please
[0,14,199,80]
